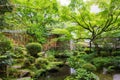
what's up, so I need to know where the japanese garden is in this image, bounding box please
[0,0,120,80]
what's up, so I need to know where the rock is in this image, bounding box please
[70,68,76,74]
[17,77,31,80]
[18,70,31,77]
[113,74,120,80]
[12,65,22,69]
[103,67,107,74]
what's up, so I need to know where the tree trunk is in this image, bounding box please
[89,40,92,53]
[93,41,100,55]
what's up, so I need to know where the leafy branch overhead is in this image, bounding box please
[62,0,120,40]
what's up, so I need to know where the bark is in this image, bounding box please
[93,41,100,55]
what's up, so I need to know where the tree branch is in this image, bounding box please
[81,15,93,32]
[111,12,120,24]
[71,15,93,32]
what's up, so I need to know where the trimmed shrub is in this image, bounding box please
[35,58,49,69]
[14,46,24,54]
[65,68,99,80]
[92,57,112,70]
[0,40,12,54]
[82,63,96,71]
[13,46,26,58]
[26,42,42,57]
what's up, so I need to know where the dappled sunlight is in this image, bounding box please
[90,5,101,13]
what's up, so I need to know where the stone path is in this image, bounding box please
[17,77,31,80]
[113,74,120,80]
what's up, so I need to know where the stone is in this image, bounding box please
[113,74,120,80]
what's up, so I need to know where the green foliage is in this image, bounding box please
[0,35,13,65]
[67,56,86,69]
[92,57,112,70]
[112,56,120,69]
[0,51,13,66]
[75,68,98,80]
[7,0,60,43]
[27,24,47,43]
[1,0,120,79]
[80,53,96,62]
[51,28,72,41]
[35,58,49,69]
[112,51,120,56]
[100,51,109,57]
[23,56,35,68]
[0,0,13,29]
[84,48,91,54]
[14,47,24,54]
[0,0,13,14]
[65,68,98,80]
[82,63,96,72]
[12,46,26,59]
[0,40,12,54]
[107,66,115,73]
[26,42,42,57]
[67,53,97,71]
[59,0,120,51]
[92,56,120,71]
[46,49,58,56]
[33,69,46,80]
[8,67,19,78]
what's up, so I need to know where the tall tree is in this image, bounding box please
[60,0,120,52]
[6,0,60,43]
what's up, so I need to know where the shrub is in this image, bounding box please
[0,51,13,65]
[65,68,99,80]
[112,56,120,70]
[82,63,96,72]
[76,68,98,80]
[26,42,42,57]
[13,46,25,58]
[73,51,86,56]
[35,58,49,69]
[100,51,109,57]
[67,56,86,69]
[84,48,90,53]
[107,66,115,73]
[92,57,112,70]
[80,53,96,62]
[112,51,120,56]
[14,46,24,54]
[0,40,12,54]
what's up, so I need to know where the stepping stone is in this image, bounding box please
[18,70,30,77]
[12,65,22,69]
[17,77,31,80]
[113,74,120,80]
